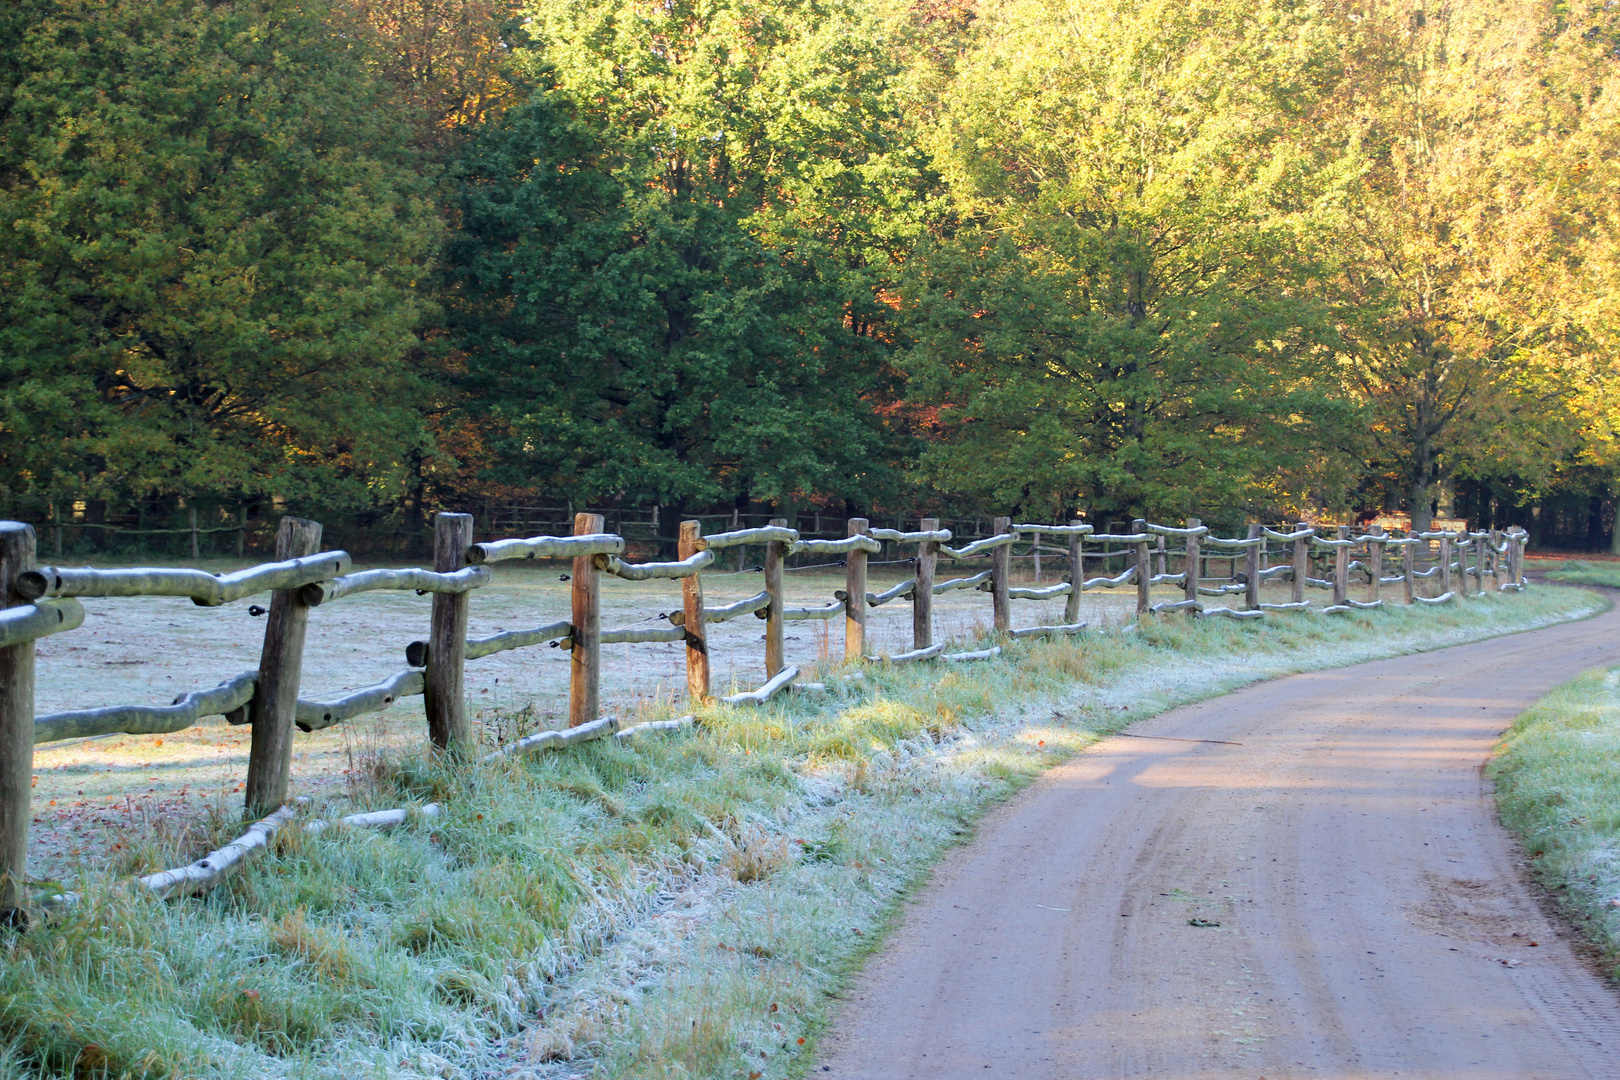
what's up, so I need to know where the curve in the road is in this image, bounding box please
[817,601,1620,1080]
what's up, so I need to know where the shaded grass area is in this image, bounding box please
[1541,559,1620,588]
[1492,660,1620,979]
[0,587,1600,1080]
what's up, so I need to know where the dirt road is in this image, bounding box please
[818,599,1620,1079]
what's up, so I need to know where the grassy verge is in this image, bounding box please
[1491,655,1620,979]
[1540,559,1620,588]
[0,586,1601,1080]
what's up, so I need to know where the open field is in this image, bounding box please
[28,553,1306,881]
[0,580,1599,1080]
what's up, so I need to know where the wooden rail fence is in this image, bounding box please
[0,513,1530,919]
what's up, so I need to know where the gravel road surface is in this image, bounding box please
[818,600,1620,1079]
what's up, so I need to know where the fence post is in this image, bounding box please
[1403,535,1416,603]
[764,517,787,677]
[1244,523,1261,610]
[845,517,870,661]
[678,520,710,702]
[1132,519,1151,616]
[915,517,939,649]
[244,516,322,816]
[1064,519,1084,624]
[1369,524,1384,603]
[0,523,36,924]
[1291,522,1309,605]
[569,512,604,725]
[990,516,1012,632]
[1183,517,1201,611]
[1156,534,1167,577]
[425,512,473,753]
[1439,534,1453,595]
[1333,525,1350,606]
[1491,529,1503,591]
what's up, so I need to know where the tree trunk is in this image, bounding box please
[1410,478,1434,535]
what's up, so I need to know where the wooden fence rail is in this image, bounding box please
[0,513,1531,919]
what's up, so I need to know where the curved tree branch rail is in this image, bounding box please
[0,512,1530,914]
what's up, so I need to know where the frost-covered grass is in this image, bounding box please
[0,585,1600,1080]
[1492,659,1620,978]
[1541,559,1620,588]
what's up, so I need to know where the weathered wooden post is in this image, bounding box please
[424,512,473,753]
[764,517,787,677]
[1064,519,1084,624]
[569,512,604,725]
[845,518,870,661]
[1368,524,1385,603]
[244,516,322,815]
[1403,535,1416,603]
[1244,523,1262,610]
[991,516,1012,632]
[679,519,710,702]
[1291,522,1309,605]
[1439,533,1453,595]
[915,517,939,649]
[1156,534,1167,577]
[1133,519,1152,616]
[1183,518,1201,611]
[0,523,36,924]
[1333,525,1350,607]
[1031,529,1041,583]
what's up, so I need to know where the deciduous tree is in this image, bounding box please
[898,0,1358,523]
[452,0,929,517]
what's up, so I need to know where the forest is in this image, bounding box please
[1,0,1617,551]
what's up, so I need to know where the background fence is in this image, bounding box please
[0,511,1529,919]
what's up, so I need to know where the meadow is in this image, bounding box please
[0,579,1599,1079]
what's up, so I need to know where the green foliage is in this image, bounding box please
[1324,0,1620,529]
[450,0,932,510]
[896,0,1361,522]
[5,0,1620,537]
[0,0,443,509]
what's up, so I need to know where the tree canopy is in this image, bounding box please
[896,0,1360,524]
[450,0,929,520]
[2,0,1617,544]
[0,0,443,515]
